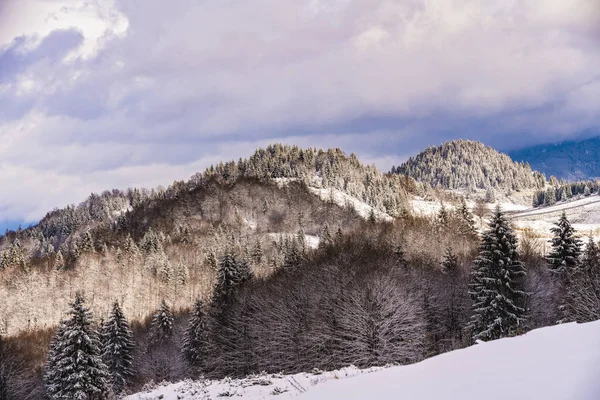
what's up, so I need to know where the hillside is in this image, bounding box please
[509,136,600,181]
[127,320,600,400]
[0,144,425,335]
[394,140,546,195]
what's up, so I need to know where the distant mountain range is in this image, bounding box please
[508,136,600,181]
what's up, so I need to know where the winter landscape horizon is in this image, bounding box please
[1,1,600,399]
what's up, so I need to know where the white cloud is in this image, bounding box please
[0,0,599,226]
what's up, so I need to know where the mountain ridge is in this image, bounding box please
[508,135,600,181]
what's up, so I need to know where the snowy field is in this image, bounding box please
[125,320,600,400]
[512,194,600,239]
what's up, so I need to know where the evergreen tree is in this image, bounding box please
[544,188,557,206]
[468,207,527,341]
[101,301,134,393]
[456,198,477,238]
[80,231,95,253]
[441,247,459,275]
[251,240,263,264]
[182,299,209,367]
[547,212,582,278]
[44,322,67,399]
[149,300,174,346]
[582,236,600,272]
[485,188,495,203]
[321,225,333,248]
[212,252,253,304]
[437,203,449,231]
[44,292,109,400]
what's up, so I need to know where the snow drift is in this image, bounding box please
[127,320,600,400]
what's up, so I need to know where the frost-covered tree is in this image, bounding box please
[149,300,173,346]
[396,140,545,192]
[565,236,600,322]
[101,301,134,393]
[441,247,459,275]
[547,212,582,278]
[468,207,527,341]
[182,299,209,367]
[212,252,253,304]
[437,203,449,231]
[456,198,477,238]
[44,292,109,400]
[485,188,495,203]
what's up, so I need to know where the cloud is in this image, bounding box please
[0,0,599,226]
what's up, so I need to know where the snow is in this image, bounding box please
[268,233,320,249]
[410,196,443,216]
[512,194,600,239]
[125,320,600,400]
[306,187,393,222]
[271,176,392,222]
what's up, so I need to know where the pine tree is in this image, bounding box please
[44,321,67,399]
[101,301,134,393]
[80,231,95,253]
[456,198,477,238]
[251,240,263,264]
[468,206,527,341]
[182,299,209,367]
[582,236,600,272]
[321,225,333,248]
[437,203,449,231]
[547,212,582,278]
[485,188,495,203]
[213,252,240,303]
[149,300,174,346]
[44,292,109,400]
[545,188,557,206]
[441,247,459,275]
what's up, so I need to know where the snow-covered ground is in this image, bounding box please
[512,194,600,239]
[272,177,393,222]
[307,187,393,222]
[267,233,320,249]
[125,320,600,400]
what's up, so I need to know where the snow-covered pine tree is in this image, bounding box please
[321,225,333,248]
[44,321,67,398]
[582,236,600,272]
[283,240,303,270]
[468,206,527,341]
[251,240,263,264]
[101,301,134,393]
[212,252,254,304]
[456,198,477,238]
[149,300,174,346]
[182,299,209,367]
[44,292,109,400]
[441,247,459,275]
[547,212,582,278]
[437,203,449,231]
[213,252,240,303]
[485,188,495,203]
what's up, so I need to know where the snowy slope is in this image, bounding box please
[512,195,600,238]
[125,320,600,400]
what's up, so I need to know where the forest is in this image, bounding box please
[1,143,600,399]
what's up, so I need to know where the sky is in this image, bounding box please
[0,0,599,231]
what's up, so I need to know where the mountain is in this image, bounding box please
[393,140,546,194]
[3,141,600,400]
[509,136,600,181]
[0,144,426,335]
